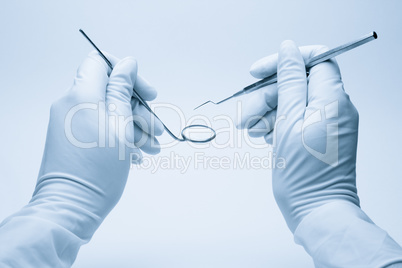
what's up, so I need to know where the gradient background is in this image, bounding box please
[1,1,401,267]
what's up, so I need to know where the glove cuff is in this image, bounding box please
[294,201,402,267]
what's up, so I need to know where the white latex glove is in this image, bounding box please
[0,51,164,267]
[238,41,402,267]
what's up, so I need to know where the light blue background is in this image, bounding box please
[1,1,401,267]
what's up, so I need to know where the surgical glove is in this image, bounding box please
[238,41,402,267]
[0,51,164,267]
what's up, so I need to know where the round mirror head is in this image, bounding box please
[181,124,216,143]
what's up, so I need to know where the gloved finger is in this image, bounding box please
[106,57,137,118]
[249,45,328,79]
[133,76,158,101]
[101,51,120,70]
[69,51,113,102]
[130,148,143,165]
[276,40,307,128]
[306,47,344,108]
[133,123,161,155]
[264,131,274,145]
[237,83,277,129]
[131,98,164,136]
[94,51,157,101]
[248,109,277,138]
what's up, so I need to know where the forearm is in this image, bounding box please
[0,209,85,267]
[0,176,104,268]
[294,201,402,267]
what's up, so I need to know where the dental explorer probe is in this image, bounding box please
[194,31,377,110]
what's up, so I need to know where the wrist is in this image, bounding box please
[294,201,402,267]
[31,173,108,239]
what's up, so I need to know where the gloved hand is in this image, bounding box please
[0,51,164,267]
[238,41,402,267]
[37,50,164,219]
[239,42,360,231]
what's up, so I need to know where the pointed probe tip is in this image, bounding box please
[193,103,207,110]
[194,101,214,111]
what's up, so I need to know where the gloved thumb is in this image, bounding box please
[106,57,138,157]
[276,40,307,131]
[106,57,137,116]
